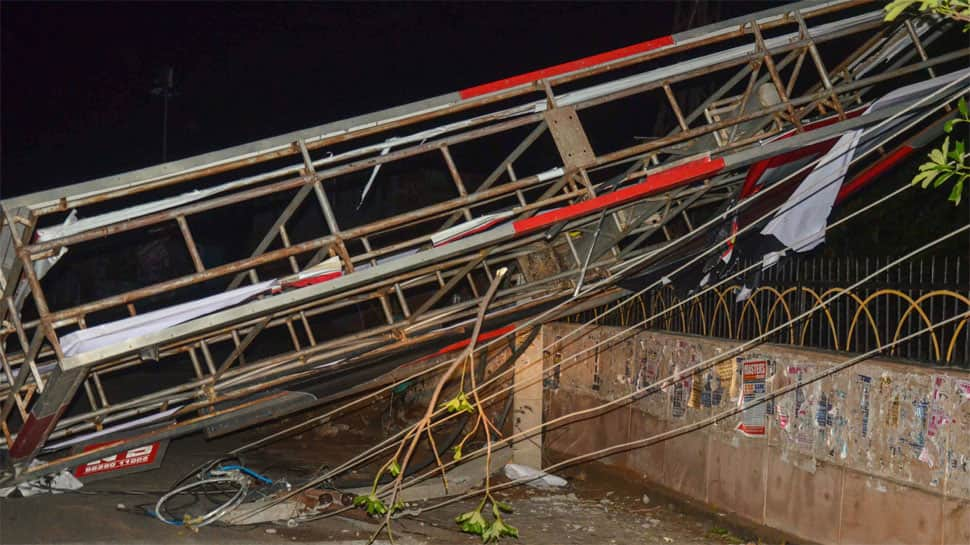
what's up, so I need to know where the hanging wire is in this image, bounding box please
[230,77,965,461]
[234,179,964,522]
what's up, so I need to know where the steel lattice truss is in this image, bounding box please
[0,0,966,484]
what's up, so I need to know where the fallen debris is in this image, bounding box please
[0,462,83,498]
[503,463,567,489]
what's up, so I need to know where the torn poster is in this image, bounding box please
[927,375,951,439]
[956,379,970,400]
[715,359,737,402]
[60,280,276,357]
[688,370,703,409]
[737,358,769,437]
[817,391,833,428]
[671,364,690,418]
[858,374,872,438]
[701,369,725,408]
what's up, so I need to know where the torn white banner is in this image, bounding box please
[761,68,970,252]
[60,280,276,357]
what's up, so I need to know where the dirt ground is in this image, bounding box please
[0,410,781,545]
[409,463,769,545]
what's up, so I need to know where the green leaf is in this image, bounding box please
[453,445,463,462]
[482,523,500,543]
[353,494,387,516]
[368,500,387,516]
[482,516,519,542]
[930,148,946,165]
[948,179,964,205]
[439,391,476,414]
[388,460,401,477]
[391,500,406,513]
[960,97,969,118]
[494,501,514,514]
[945,118,968,134]
[884,0,918,20]
[913,169,939,188]
[456,509,488,536]
[457,392,475,413]
[942,136,950,160]
[440,397,460,413]
[934,171,955,188]
[950,140,966,161]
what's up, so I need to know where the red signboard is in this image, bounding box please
[73,441,163,479]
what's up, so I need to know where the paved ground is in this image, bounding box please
[0,416,776,545]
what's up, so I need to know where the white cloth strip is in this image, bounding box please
[35,177,256,243]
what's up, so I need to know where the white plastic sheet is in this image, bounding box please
[503,463,568,489]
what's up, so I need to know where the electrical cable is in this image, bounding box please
[151,463,275,528]
[222,73,969,524]
[418,310,970,513]
[274,140,941,503]
[230,74,966,462]
[361,225,970,520]
[235,168,951,521]
[297,220,969,523]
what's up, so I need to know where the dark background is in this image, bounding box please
[1,1,965,410]
[0,1,763,197]
[1,1,965,253]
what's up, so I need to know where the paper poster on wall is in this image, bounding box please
[955,379,970,400]
[716,359,737,401]
[671,364,690,418]
[858,374,872,438]
[737,358,769,437]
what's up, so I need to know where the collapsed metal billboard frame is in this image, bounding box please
[0,0,965,484]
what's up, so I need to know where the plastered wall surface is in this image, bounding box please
[539,323,970,545]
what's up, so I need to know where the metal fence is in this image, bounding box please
[570,256,970,368]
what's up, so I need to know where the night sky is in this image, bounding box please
[1,1,769,198]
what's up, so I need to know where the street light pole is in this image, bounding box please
[152,66,176,162]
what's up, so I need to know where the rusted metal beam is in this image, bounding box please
[2,2,964,478]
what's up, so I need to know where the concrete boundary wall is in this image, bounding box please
[537,323,970,545]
